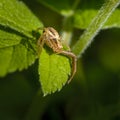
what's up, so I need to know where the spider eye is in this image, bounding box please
[43,30,45,33]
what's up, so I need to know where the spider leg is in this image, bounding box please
[60,51,77,83]
[37,36,45,57]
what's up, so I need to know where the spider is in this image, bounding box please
[37,27,77,83]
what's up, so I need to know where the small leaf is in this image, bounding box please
[0,0,43,76]
[38,49,71,96]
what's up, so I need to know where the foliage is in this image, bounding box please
[0,0,71,95]
[0,0,120,119]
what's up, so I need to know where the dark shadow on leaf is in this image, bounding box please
[32,30,41,40]
[44,45,54,55]
[20,38,37,55]
[0,24,31,38]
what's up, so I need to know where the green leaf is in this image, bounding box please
[0,0,43,76]
[0,35,37,77]
[38,49,71,96]
[74,1,120,29]
[0,47,13,76]
[0,0,42,37]
[105,9,120,28]
[0,29,21,48]
[37,0,78,16]
[8,42,36,73]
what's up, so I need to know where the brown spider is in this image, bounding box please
[37,27,77,83]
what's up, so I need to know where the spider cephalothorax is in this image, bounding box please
[37,27,77,83]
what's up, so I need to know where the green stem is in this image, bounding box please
[61,0,80,45]
[72,0,120,58]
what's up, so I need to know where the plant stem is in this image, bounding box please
[72,0,120,58]
[61,16,73,45]
[61,0,80,45]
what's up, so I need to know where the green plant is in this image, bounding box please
[0,0,120,119]
[0,0,120,95]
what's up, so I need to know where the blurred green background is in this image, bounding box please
[0,0,120,120]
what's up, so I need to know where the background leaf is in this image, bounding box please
[37,0,77,16]
[38,0,120,29]
[73,0,120,29]
[39,49,71,96]
[0,0,43,76]
[74,9,120,29]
